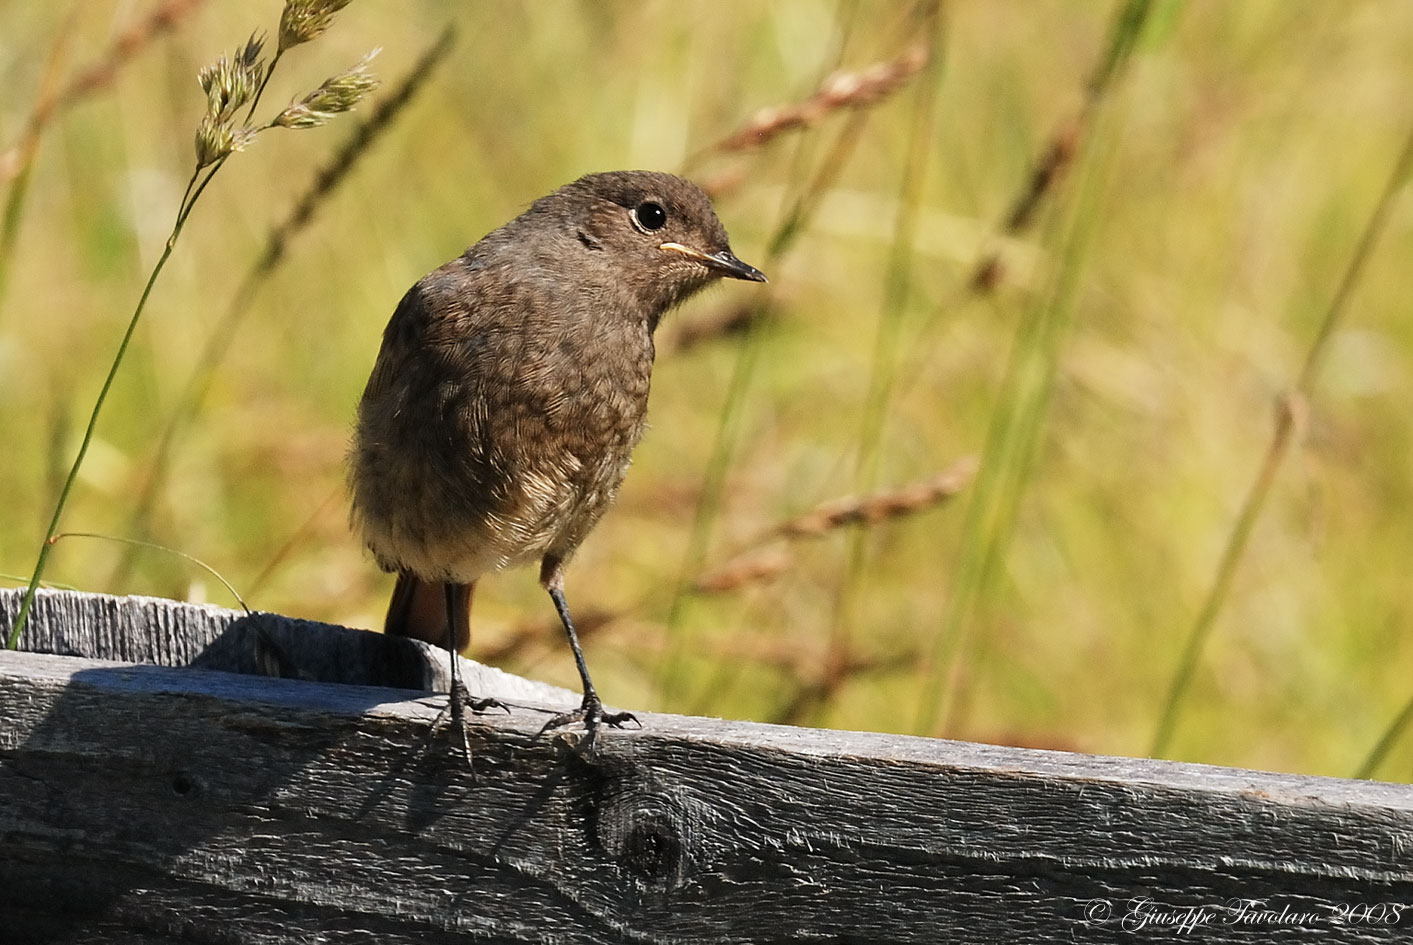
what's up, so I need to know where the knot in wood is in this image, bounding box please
[621,808,682,881]
[596,785,695,888]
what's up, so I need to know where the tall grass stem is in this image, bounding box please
[825,2,943,713]
[109,26,455,590]
[1150,121,1413,758]
[7,173,199,649]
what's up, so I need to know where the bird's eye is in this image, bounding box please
[631,201,668,232]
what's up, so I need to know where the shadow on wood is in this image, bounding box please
[1,588,1411,943]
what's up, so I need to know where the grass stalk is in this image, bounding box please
[694,458,976,596]
[821,2,943,719]
[916,167,1098,738]
[49,0,208,122]
[657,6,944,709]
[52,532,249,612]
[1,1,210,308]
[1150,121,1413,758]
[654,110,872,702]
[245,484,343,598]
[108,26,455,590]
[0,15,77,310]
[7,6,376,649]
[966,0,1162,292]
[0,0,206,185]
[1355,690,1413,780]
[7,175,199,649]
[653,1,879,702]
[915,2,1155,737]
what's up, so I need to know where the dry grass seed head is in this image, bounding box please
[693,546,793,595]
[197,33,265,121]
[710,42,930,155]
[775,458,977,540]
[273,49,381,129]
[693,459,978,596]
[279,0,355,52]
[194,117,258,167]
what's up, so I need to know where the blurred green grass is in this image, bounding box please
[2,0,1411,781]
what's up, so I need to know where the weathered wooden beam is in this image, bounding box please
[0,587,573,705]
[1,588,1411,943]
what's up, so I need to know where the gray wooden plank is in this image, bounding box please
[1,591,1412,943]
[0,586,574,706]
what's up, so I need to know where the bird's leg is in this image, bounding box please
[427,583,505,768]
[439,583,476,767]
[539,557,638,735]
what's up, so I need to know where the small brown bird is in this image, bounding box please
[350,170,765,732]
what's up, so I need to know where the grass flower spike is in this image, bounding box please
[280,0,355,52]
[194,34,265,167]
[274,49,381,129]
[197,33,264,120]
[7,2,373,651]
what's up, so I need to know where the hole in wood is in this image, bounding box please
[622,811,683,882]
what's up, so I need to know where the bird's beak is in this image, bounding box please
[659,242,768,283]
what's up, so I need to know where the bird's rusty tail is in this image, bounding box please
[384,572,473,654]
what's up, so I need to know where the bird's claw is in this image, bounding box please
[539,693,639,736]
[425,682,509,772]
[448,679,509,718]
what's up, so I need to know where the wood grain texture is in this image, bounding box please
[0,586,575,706]
[2,589,1411,943]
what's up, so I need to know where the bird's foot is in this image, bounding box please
[426,680,510,771]
[539,692,639,737]
[451,679,510,717]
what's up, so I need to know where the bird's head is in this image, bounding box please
[535,170,766,321]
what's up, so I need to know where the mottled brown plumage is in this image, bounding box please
[350,170,765,731]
